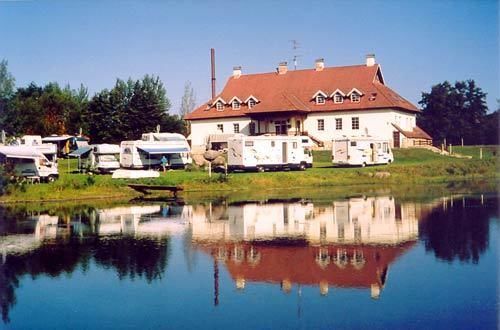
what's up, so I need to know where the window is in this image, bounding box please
[350,92,360,103]
[352,117,359,130]
[232,100,241,110]
[292,142,298,149]
[334,93,343,104]
[271,141,275,147]
[216,101,224,111]
[350,141,357,147]
[245,141,254,147]
[335,118,342,130]
[316,95,326,105]
[233,123,240,133]
[248,98,256,109]
[217,124,224,132]
[249,122,256,135]
[317,119,325,131]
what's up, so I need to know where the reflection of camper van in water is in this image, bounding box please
[120,132,192,169]
[332,137,393,167]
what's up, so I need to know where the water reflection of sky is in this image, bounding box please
[0,194,497,329]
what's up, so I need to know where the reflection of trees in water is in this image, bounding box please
[0,235,170,323]
[419,197,496,263]
[93,236,170,282]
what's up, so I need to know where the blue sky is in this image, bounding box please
[0,0,498,114]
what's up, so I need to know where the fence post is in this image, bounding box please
[461,138,464,147]
[480,148,483,159]
[449,144,452,154]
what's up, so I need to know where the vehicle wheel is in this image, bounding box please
[47,175,57,183]
[257,166,265,173]
[299,163,306,171]
[387,159,392,164]
[361,162,367,167]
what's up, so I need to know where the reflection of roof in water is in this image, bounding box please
[197,241,416,288]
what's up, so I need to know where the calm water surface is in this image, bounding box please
[0,192,498,329]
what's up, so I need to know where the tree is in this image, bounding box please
[418,80,488,145]
[179,81,196,117]
[2,82,89,136]
[86,75,184,143]
[0,59,16,126]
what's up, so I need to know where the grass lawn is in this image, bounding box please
[0,146,498,203]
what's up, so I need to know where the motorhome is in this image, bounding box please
[120,132,192,169]
[0,146,59,182]
[88,144,121,174]
[332,137,393,167]
[227,135,313,172]
[17,135,58,163]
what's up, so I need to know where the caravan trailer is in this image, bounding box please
[88,144,121,173]
[227,135,313,172]
[120,133,192,169]
[332,137,393,167]
[18,135,58,163]
[0,146,59,182]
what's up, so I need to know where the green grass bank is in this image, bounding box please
[0,146,497,203]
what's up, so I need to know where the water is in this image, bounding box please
[0,192,498,329]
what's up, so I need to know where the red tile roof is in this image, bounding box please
[392,124,432,140]
[185,64,419,120]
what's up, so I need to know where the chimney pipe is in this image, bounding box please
[315,58,325,71]
[278,61,288,75]
[366,54,376,67]
[233,66,242,79]
[211,48,216,99]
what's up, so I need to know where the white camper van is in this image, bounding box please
[0,146,59,182]
[227,135,313,172]
[120,133,192,169]
[88,144,121,173]
[332,137,393,167]
[18,135,58,163]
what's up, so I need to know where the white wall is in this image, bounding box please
[303,109,416,142]
[189,117,252,147]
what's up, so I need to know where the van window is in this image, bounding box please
[124,148,131,154]
[301,139,308,144]
[245,141,254,147]
[271,141,275,147]
[383,142,389,153]
[350,141,357,147]
[292,142,298,149]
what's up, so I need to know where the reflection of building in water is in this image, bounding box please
[190,197,420,299]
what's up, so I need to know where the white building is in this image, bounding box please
[185,55,432,152]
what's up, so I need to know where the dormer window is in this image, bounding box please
[351,92,360,103]
[347,88,363,103]
[245,95,259,109]
[316,95,326,105]
[216,101,224,111]
[312,91,328,105]
[248,98,256,109]
[232,100,241,110]
[330,89,345,104]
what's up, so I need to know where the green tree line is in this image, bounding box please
[418,80,498,145]
[0,60,185,143]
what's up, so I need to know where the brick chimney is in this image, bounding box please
[366,54,376,67]
[278,61,288,75]
[315,58,325,71]
[233,66,242,78]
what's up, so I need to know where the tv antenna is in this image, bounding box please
[289,39,302,70]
